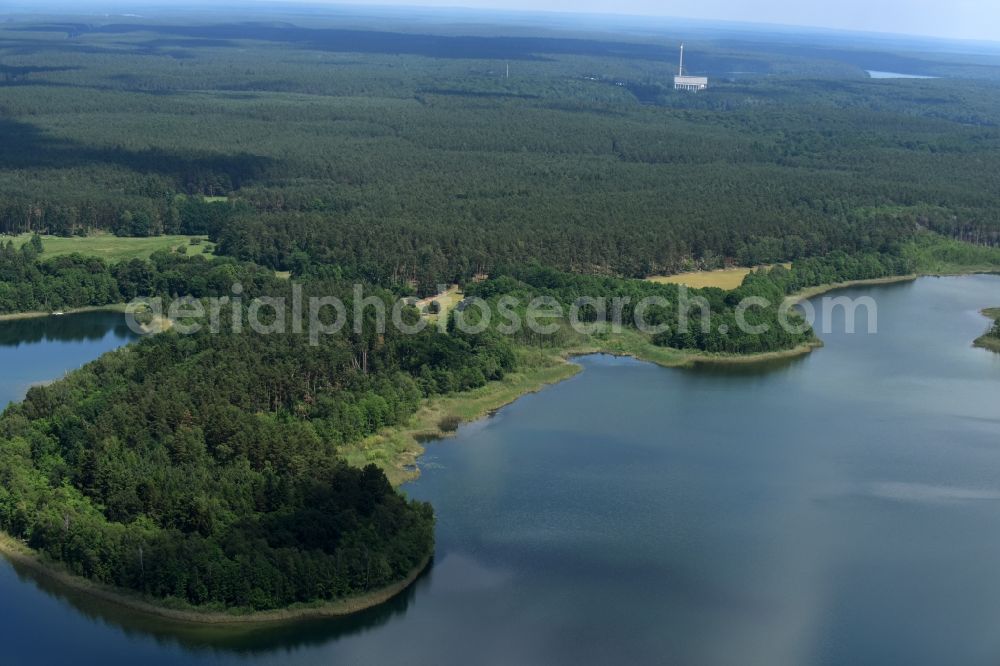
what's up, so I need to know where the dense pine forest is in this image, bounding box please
[2,11,1000,613]
[2,18,1000,291]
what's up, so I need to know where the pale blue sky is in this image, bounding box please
[280,0,995,42]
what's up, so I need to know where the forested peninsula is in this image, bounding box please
[0,295,466,614]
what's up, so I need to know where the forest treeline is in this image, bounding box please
[464,265,813,354]
[212,207,924,297]
[0,195,240,239]
[460,250,915,354]
[655,250,916,351]
[2,22,1000,292]
[737,251,916,298]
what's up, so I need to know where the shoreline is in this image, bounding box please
[685,340,823,365]
[343,357,584,486]
[784,274,919,305]
[975,307,1000,353]
[0,303,128,322]
[370,272,966,485]
[0,532,431,626]
[356,331,826,488]
[785,269,1000,306]
[562,333,821,370]
[976,335,1000,353]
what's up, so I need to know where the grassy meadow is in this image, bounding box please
[341,348,580,485]
[647,264,792,290]
[9,233,215,262]
[417,285,463,323]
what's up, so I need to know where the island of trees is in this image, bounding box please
[976,309,1000,353]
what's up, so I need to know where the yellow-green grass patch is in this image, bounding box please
[417,284,463,321]
[976,336,1000,353]
[647,263,791,290]
[975,308,1000,353]
[8,233,215,262]
[341,349,579,485]
[344,327,820,486]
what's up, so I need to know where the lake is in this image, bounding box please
[866,70,937,79]
[0,311,139,407]
[1,275,999,666]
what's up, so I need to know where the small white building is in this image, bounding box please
[674,75,708,91]
[673,43,708,92]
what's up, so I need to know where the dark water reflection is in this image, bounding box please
[0,310,139,407]
[0,276,999,666]
[4,556,433,655]
[0,312,134,347]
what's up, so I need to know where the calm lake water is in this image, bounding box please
[0,311,139,407]
[866,70,937,79]
[1,276,999,666]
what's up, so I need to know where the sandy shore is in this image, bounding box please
[784,274,919,305]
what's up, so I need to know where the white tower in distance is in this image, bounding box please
[673,42,708,92]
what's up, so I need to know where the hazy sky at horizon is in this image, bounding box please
[270,0,995,42]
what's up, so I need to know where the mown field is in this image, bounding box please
[8,233,215,262]
[647,264,792,290]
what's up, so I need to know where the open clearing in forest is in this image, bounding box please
[417,285,463,320]
[647,264,791,290]
[8,233,215,263]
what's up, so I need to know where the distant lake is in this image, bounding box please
[0,311,138,407]
[1,276,999,665]
[867,70,937,79]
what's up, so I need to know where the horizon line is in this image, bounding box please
[4,0,1000,49]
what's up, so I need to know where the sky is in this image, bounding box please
[272,0,996,42]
